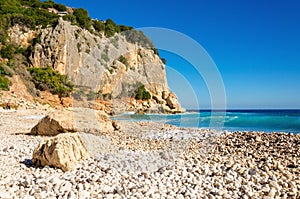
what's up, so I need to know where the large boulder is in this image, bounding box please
[30,108,114,136]
[166,93,185,113]
[32,133,91,171]
[166,93,179,109]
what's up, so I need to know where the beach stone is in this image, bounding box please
[67,191,76,199]
[208,194,215,199]
[60,182,72,193]
[32,133,91,171]
[255,135,262,142]
[269,181,280,190]
[49,177,61,185]
[80,190,90,198]
[267,188,277,198]
[0,192,11,199]
[30,108,114,136]
[248,168,257,176]
[3,147,8,152]
[76,183,84,191]
[112,121,121,131]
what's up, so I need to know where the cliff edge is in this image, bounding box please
[1,2,184,114]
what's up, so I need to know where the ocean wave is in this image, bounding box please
[112,110,300,133]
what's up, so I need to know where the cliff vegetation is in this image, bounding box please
[0,0,135,93]
[0,0,184,114]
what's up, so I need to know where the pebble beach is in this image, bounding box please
[0,108,300,199]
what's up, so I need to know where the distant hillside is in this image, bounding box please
[0,0,184,114]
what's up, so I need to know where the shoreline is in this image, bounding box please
[0,108,299,198]
[112,109,300,134]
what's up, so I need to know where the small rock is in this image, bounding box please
[67,191,76,199]
[255,136,262,142]
[80,190,90,199]
[269,181,280,190]
[106,194,115,199]
[248,168,257,176]
[267,188,276,198]
[3,147,8,152]
[76,183,83,191]
[262,185,270,193]
[112,121,121,131]
[0,192,11,199]
[49,177,61,185]
[208,194,215,199]
[262,197,272,199]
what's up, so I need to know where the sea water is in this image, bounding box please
[112,110,300,133]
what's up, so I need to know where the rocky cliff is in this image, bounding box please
[9,18,184,114]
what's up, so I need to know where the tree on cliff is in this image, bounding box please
[73,8,91,30]
[134,85,151,100]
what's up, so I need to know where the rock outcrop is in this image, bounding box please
[166,93,180,110]
[30,108,114,136]
[32,133,91,171]
[27,18,184,114]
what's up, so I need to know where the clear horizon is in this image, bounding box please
[56,0,300,109]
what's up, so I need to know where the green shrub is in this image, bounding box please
[0,45,15,60]
[0,75,10,91]
[105,23,116,38]
[73,8,91,30]
[102,93,112,100]
[93,20,105,32]
[74,32,79,39]
[101,53,110,62]
[63,14,77,25]
[110,36,119,48]
[0,65,13,77]
[0,0,59,30]
[161,58,167,64]
[29,67,74,97]
[134,85,151,100]
[103,18,121,37]
[53,3,67,12]
[11,14,35,27]
[118,55,129,69]
[119,25,133,32]
[87,90,96,101]
[124,30,154,48]
[152,48,159,55]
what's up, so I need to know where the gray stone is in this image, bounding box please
[3,147,8,152]
[248,168,257,176]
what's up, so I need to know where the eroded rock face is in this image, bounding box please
[30,108,114,136]
[166,93,180,110]
[32,133,91,171]
[28,18,184,113]
[8,25,37,48]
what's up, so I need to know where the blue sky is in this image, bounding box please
[56,0,300,109]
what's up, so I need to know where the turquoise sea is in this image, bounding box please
[112,110,300,133]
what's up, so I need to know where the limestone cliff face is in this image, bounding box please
[26,18,184,113]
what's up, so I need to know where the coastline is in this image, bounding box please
[112,109,300,134]
[0,108,299,198]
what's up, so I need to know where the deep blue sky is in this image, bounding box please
[56,0,300,109]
